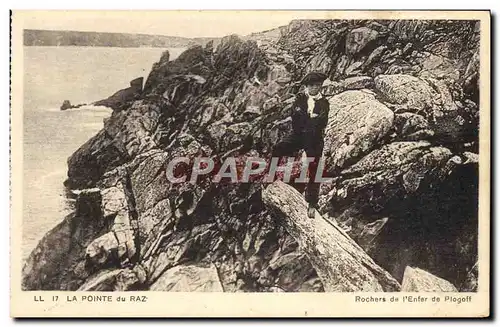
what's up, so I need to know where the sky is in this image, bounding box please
[17,10,300,38]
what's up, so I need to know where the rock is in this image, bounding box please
[199,102,216,126]
[280,20,327,56]
[464,49,480,78]
[186,74,207,85]
[356,217,389,252]
[416,53,460,82]
[385,63,414,75]
[66,100,161,189]
[268,253,316,292]
[345,60,364,76]
[101,184,128,217]
[223,122,252,150]
[323,90,394,173]
[60,100,72,110]
[262,181,401,292]
[138,199,174,256]
[158,50,170,64]
[362,45,387,69]
[306,51,332,74]
[366,21,388,33]
[323,76,375,99]
[322,80,343,97]
[327,142,453,212]
[262,97,279,112]
[402,43,413,56]
[261,117,293,151]
[85,232,120,266]
[463,50,479,103]
[425,78,458,112]
[207,122,228,146]
[341,76,374,90]
[77,269,123,291]
[393,112,434,141]
[345,27,379,55]
[334,55,350,78]
[129,77,144,90]
[94,77,143,110]
[268,64,291,85]
[374,74,436,115]
[461,262,478,292]
[391,20,429,41]
[85,180,136,270]
[112,102,159,152]
[235,80,282,114]
[212,102,231,123]
[463,152,479,165]
[22,189,106,290]
[431,107,474,142]
[60,100,86,111]
[401,266,458,292]
[78,265,146,291]
[243,105,262,117]
[149,264,223,291]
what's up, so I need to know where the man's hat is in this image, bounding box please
[300,71,328,85]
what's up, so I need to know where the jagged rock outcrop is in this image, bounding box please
[24,18,480,292]
[93,77,144,110]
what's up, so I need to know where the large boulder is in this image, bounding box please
[262,181,401,292]
[323,90,394,173]
[374,74,436,115]
[401,266,458,292]
[323,141,454,212]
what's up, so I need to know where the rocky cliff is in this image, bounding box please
[23,19,480,292]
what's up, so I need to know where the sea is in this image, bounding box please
[22,46,186,261]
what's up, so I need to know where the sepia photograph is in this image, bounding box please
[9,10,490,317]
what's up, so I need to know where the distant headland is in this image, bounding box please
[23,29,217,48]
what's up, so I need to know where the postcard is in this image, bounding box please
[10,10,490,318]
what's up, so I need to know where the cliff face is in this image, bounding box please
[23,19,480,292]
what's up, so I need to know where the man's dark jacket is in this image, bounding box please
[290,92,330,145]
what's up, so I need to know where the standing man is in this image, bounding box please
[271,72,330,218]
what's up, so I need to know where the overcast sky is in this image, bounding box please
[20,11,299,38]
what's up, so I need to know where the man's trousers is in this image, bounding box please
[270,133,324,206]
